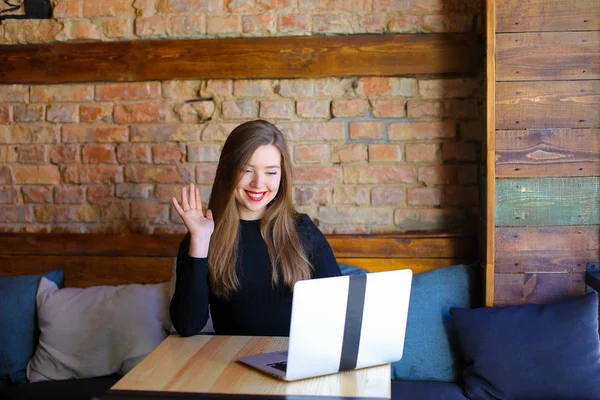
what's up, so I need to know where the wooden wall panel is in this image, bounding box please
[494,272,587,306]
[495,80,600,129]
[495,226,599,273]
[496,32,600,81]
[495,129,600,178]
[0,34,478,84]
[496,0,600,32]
[496,177,600,226]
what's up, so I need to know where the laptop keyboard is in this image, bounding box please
[266,361,288,372]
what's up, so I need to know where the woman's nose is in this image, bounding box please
[250,173,263,188]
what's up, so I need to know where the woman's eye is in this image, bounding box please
[266,172,278,175]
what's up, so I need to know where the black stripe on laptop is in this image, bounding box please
[338,274,367,371]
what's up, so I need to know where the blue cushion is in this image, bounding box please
[392,263,481,382]
[451,293,600,400]
[391,380,468,400]
[0,270,64,383]
[338,263,369,276]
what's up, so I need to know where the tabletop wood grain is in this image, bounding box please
[111,335,391,399]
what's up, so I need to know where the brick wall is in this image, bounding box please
[0,0,484,234]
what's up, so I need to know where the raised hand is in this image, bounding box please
[172,183,214,257]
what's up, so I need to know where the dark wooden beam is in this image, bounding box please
[0,34,479,84]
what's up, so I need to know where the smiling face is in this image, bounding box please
[234,144,282,220]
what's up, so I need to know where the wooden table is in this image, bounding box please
[104,334,391,400]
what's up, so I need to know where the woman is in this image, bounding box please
[170,120,341,337]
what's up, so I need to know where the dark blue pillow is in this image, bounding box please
[338,263,369,276]
[451,293,600,400]
[392,263,481,382]
[0,270,64,383]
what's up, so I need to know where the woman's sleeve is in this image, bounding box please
[169,234,211,337]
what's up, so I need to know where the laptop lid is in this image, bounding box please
[285,269,412,381]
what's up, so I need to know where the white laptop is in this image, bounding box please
[237,269,412,381]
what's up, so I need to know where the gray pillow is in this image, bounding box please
[27,278,170,382]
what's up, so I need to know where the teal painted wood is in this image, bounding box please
[496,177,600,226]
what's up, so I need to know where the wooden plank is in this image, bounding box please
[337,258,471,274]
[495,80,600,129]
[496,0,600,32]
[0,256,173,287]
[496,32,600,81]
[495,226,600,273]
[486,0,497,306]
[494,272,586,305]
[495,129,600,177]
[0,34,478,84]
[496,177,600,226]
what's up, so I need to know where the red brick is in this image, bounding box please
[408,0,445,12]
[34,204,99,223]
[317,206,391,225]
[0,146,17,164]
[116,183,153,199]
[22,186,51,203]
[395,208,466,231]
[222,100,259,119]
[293,186,330,206]
[103,18,132,38]
[117,143,151,164]
[458,164,479,185]
[113,103,168,124]
[0,85,28,102]
[260,100,294,119]
[277,80,315,97]
[47,104,78,123]
[344,165,416,184]
[423,14,473,32]
[63,126,128,143]
[278,14,310,32]
[125,165,192,183]
[185,101,215,122]
[332,99,367,117]
[357,77,392,97]
[0,186,18,203]
[158,0,219,13]
[80,104,113,123]
[187,144,221,163]
[371,187,406,206]
[31,85,93,102]
[0,106,9,123]
[138,15,169,36]
[419,78,480,99]
[242,14,275,34]
[407,100,444,118]
[297,100,330,119]
[373,0,409,11]
[349,121,385,140]
[83,0,133,17]
[368,144,402,162]
[201,123,238,141]
[82,144,117,164]
[62,165,123,184]
[388,121,456,140]
[279,121,345,142]
[16,145,48,163]
[169,14,205,35]
[0,205,33,222]
[391,78,418,96]
[443,142,477,161]
[162,80,201,99]
[444,99,478,119]
[206,15,240,35]
[131,124,199,142]
[54,186,85,204]
[156,184,211,204]
[233,80,275,97]
[66,20,101,40]
[294,166,341,184]
[294,144,329,164]
[333,186,370,205]
[87,185,114,204]
[12,165,58,185]
[153,225,188,235]
[313,13,350,33]
[196,164,217,184]
[204,80,233,97]
[96,82,161,101]
[152,144,184,164]
[360,13,386,32]
[98,201,129,221]
[371,99,406,118]
[131,200,170,224]
[49,145,79,164]
[418,165,458,185]
[332,144,367,163]
[407,187,443,206]
[14,125,60,144]
[388,14,421,32]
[405,143,440,162]
[13,104,44,122]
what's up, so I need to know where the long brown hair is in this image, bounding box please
[207,120,312,297]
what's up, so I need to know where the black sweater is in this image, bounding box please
[170,214,341,337]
